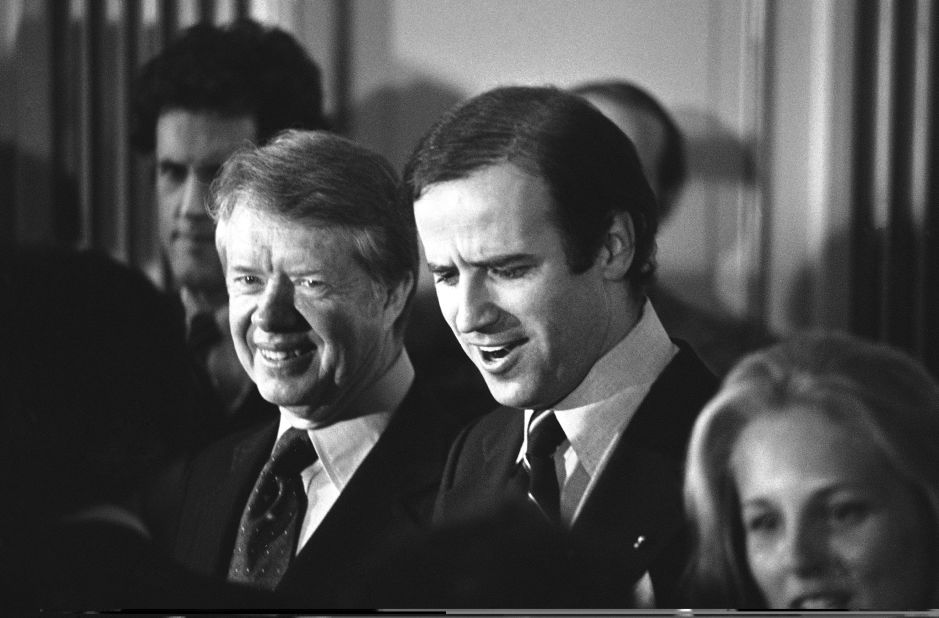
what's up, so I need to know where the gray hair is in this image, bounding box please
[211,130,418,337]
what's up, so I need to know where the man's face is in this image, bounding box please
[155,109,257,293]
[414,163,621,411]
[219,205,405,426]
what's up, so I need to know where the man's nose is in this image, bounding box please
[179,173,211,219]
[253,276,305,332]
[454,276,500,334]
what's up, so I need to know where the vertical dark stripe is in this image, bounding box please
[199,0,215,24]
[331,0,352,134]
[82,0,104,248]
[751,1,774,333]
[51,0,79,245]
[885,0,918,349]
[162,0,179,41]
[235,0,249,20]
[924,1,939,376]
[850,2,881,339]
[124,0,141,263]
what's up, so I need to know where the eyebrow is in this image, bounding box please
[156,158,223,174]
[740,498,773,509]
[227,264,261,274]
[426,253,535,272]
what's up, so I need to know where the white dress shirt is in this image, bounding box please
[276,350,415,552]
[514,300,675,607]
[515,299,677,525]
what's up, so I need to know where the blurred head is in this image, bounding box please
[572,80,686,221]
[405,86,657,410]
[212,130,417,426]
[132,19,327,295]
[684,332,939,609]
[4,247,198,524]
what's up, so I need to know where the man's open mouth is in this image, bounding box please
[258,342,316,363]
[477,339,527,366]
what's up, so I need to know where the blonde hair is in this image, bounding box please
[683,331,939,607]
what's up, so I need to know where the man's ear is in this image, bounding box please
[597,212,635,280]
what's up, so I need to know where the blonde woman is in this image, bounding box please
[684,332,939,609]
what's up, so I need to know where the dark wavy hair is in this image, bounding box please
[131,19,327,153]
[402,85,658,290]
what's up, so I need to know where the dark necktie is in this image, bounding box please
[525,410,567,524]
[228,428,317,590]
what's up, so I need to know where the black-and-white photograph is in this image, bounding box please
[2,0,938,613]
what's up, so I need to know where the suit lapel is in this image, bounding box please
[175,421,277,577]
[436,409,529,524]
[281,379,454,594]
[571,344,716,580]
[481,409,525,484]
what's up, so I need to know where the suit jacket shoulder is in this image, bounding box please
[143,420,277,578]
[573,340,717,606]
[433,406,526,525]
[278,377,459,606]
[432,340,717,607]
[147,377,456,608]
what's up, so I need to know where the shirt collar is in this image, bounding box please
[277,349,414,490]
[517,300,677,475]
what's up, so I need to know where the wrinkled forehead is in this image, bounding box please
[156,108,257,160]
[217,201,366,270]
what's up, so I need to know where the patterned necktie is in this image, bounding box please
[525,410,567,524]
[228,428,317,590]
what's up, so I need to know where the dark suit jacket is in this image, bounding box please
[433,341,718,608]
[27,518,276,611]
[145,378,457,609]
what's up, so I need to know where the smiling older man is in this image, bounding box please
[144,130,457,607]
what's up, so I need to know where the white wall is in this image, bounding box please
[268,0,859,335]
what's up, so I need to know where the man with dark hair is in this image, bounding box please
[572,80,774,376]
[405,86,718,607]
[144,130,456,607]
[131,19,328,434]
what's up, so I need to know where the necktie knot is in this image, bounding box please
[525,410,566,525]
[268,428,317,476]
[526,410,566,458]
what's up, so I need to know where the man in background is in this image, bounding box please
[573,80,774,376]
[131,19,328,435]
[406,86,718,606]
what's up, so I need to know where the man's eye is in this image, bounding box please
[232,274,262,287]
[491,265,529,280]
[158,162,187,184]
[297,278,325,289]
[432,270,457,286]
